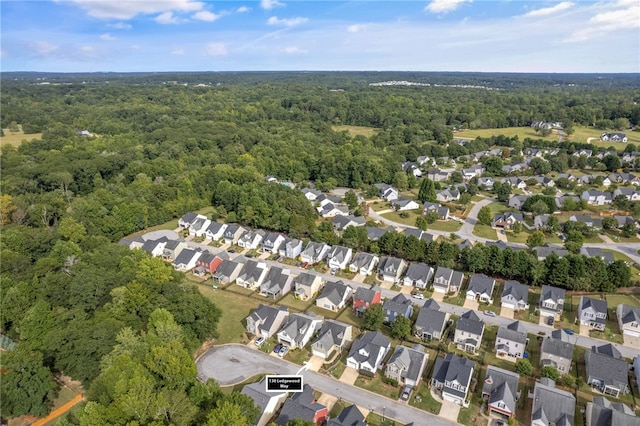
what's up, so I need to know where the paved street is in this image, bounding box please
[197,344,458,426]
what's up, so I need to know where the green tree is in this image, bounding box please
[392,172,408,191]
[602,216,618,230]
[527,230,545,248]
[477,206,492,226]
[344,190,359,210]
[415,216,428,231]
[622,222,637,238]
[530,200,549,217]
[418,178,436,203]
[514,359,533,376]
[602,154,622,172]
[363,303,385,331]
[206,400,251,426]
[607,260,631,289]
[564,230,584,254]
[541,366,559,381]
[482,156,503,175]
[390,315,411,340]
[512,221,522,234]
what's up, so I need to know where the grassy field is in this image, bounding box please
[332,125,379,138]
[0,129,42,148]
[381,210,422,226]
[426,220,462,233]
[473,224,497,240]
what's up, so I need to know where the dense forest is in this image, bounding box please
[1,72,638,423]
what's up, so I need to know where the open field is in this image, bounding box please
[381,210,422,226]
[332,125,379,138]
[473,224,497,239]
[0,129,42,148]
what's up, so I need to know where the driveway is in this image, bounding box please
[623,335,640,349]
[500,307,515,319]
[307,355,325,372]
[579,324,590,336]
[463,299,479,310]
[496,229,508,242]
[432,292,445,302]
[339,367,359,386]
[197,345,458,426]
[431,389,460,423]
[352,273,366,283]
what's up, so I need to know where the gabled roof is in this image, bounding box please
[586,348,629,389]
[353,285,381,303]
[532,379,575,426]
[180,212,198,223]
[483,366,519,414]
[467,274,495,296]
[432,354,474,397]
[313,320,351,350]
[348,331,390,366]
[619,304,640,325]
[279,313,322,345]
[173,247,201,266]
[580,296,608,318]
[387,344,427,383]
[295,271,321,287]
[383,293,412,316]
[248,304,288,334]
[318,280,352,305]
[404,262,434,282]
[327,404,367,426]
[541,332,574,359]
[276,384,326,425]
[213,256,246,278]
[328,246,351,262]
[497,321,528,345]
[541,285,566,303]
[415,300,447,335]
[456,310,484,336]
[378,256,405,274]
[587,397,638,426]
[350,252,378,269]
[366,226,392,241]
[261,267,291,293]
[502,280,529,303]
[238,260,267,282]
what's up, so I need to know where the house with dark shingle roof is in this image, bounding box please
[383,293,413,323]
[414,299,450,341]
[385,344,428,389]
[212,256,246,284]
[585,344,630,398]
[204,221,227,241]
[431,353,475,406]
[539,285,566,320]
[141,236,168,257]
[348,252,379,276]
[501,280,530,311]
[261,232,285,254]
[241,377,288,426]
[279,237,303,259]
[310,319,352,360]
[580,247,615,264]
[432,266,465,294]
[161,239,187,261]
[172,247,202,271]
[223,224,247,245]
[402,262,434,289]
[246,304,289,339]
[454,310,485,353]
[275,384,327,426]
[259,266,293,298]
[327,246,353,270]
[346,331,391,372]
[277,312,323,349]
[495,321,528,361]
[236,260,269,289]
[377,256,407,283]
[300,241,331,264]
[352,285,382,316]
[315,280,352,312]
[540,330,574,375]
[586,397,639,426]
[327,405,367,426]
[617,304,640,340]
[531,378,575,426]
[466,274,495,303]
[579,296,608,331]
[293,271,323,301]
[482,366,520,419]
[178,212,203,228]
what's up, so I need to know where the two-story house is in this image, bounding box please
[422,201,450,220]
[178,212,206,229]
[235,260,269,289]
[385,344,428,393]
[414,299,449,341]
[293,272,323,301]
[454,310,485,353]
[581,190,613,206]
[315,280,352,312]
[539,285,566,321]
[585,344,630,398]
[617,304,640,342]
[279,237,303,259]
[260,266,294,298]
[261,232,285,254]
[383,293,413,324]
[195,251,227,276]
[579,296,608,331]
[377,256,407,283]
[300,241,331,264]
[495,321,528,362]
[141,237,168,258]
[374,183,399,201]
[277,312,323,349]
[352,285,382,316]
[431,354,475,406]
[482,366,520,419]
[311,320,353,360]
[466,274,495,303]
[586,397,638,426]
[540,330,574,374]
[327,246,353,270]
[327,405,367,426]
[402,262,434,289]
[237,229,265,250]
[241,378,288,426]
[246,304,289,339]
[162,239,187,261]
[204,222,227,241]
[172,248,202,271]
[531,378,575,426]
[212,256,246,284]
[346,331,391,372]
[188,216,211,237]
[333,215,366,231]
[501,280,530,311]
[223,224,247,245]
[491,212,524,230]
[432,266,465,294]
[275,384,327,426]
[348,252,379,276]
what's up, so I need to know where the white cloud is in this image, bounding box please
[425,0,472,14]
[523,2,574,18]
[27,41,59,55]
[107,22,132,30]
[206,42,227,56]
[237,6,250,13]
[267,16,308,27]
[284,46,308,54]
[171,48,185,55]
[56,0,204,20]
[192,10,221,22]
[155,11,180,24]
[566,0,639,41]
[347,24,367,33]
[99,33,116,41]
[261,0,284,10]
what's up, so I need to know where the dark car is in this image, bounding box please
[547,316,554,326]
[273,343,283,353]
[563,328,575,335]
[401,386,412,401]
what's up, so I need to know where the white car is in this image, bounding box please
[254,336,266,347]
[412,293,425,299]
[484,310,496,317]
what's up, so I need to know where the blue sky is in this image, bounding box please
[1,0,639,72]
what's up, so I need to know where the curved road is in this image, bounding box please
[197,344,458,426]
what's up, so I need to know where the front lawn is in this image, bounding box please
[355,372,400,400]
[381,210,422,226]
[408,382,441,414]
[473,224,497,240]
[426,220,462,233]
[284,347,311,365]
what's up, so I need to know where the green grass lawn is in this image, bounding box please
[603,229,640,243]
[427,220,462,233]
[506,228,563,244]
[284,347,311,365]
[365,412,397,426]
[605,293,640,308]
[278,294,315,312]
[336,308,364,328]
[308,305,341,320]
[381,210,422,226]
[369,200,391,212]
[355,372,400,400]
[409,382,442,414]
[332,124,379,138]
[473,224,497,239]
[0,128,43,148]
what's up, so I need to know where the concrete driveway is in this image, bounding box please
[623,335,640,349]
[352,273,366,283]
[339,367,360,385]
[500,307,515,319]
[431,388,460,422]
[307,355,325,372]
[463,299,479,310]
[579,324,590,336]
[432,292,445,302]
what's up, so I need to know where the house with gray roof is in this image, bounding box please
[535,246,569,261]
[580,247,615,264]
[540,330,574,374]
[316,280,352,312]
[422,202,450,220]
[278,237,303,259]
[172,247,202,271]
[204,221,227,241]
[275,384,327,426]
[374,183,399,201]
[236,260,269,289]
[508,195,529,211]
[188,216,211,237]
[261,232,285,254]
[241,377,288,426]
[327,405,367,426]
[352,285,382,316]
[385,344,428,390]
[348,252,379,276]
[246,304,289,339]
[333,215,366,231]
[403,262,434,289]
[482,366,520,419]
[223,224,247,245]
[585,344,630,398]
[237,229,265,250]
[346,331,391,372]
[414,299,450,341]
[212,256,246,284]
[302,187,322,201]
[539,285,566,320]
[582,190,613,206]
[366,226,392,241]
[259,266,293,298]
[501,280,530,311]
[495,321,528,361]
[436,188,460,203]
[311,320,352,360]
[327,246,353,270]
[277,312,323,349]
[579,296,608,331]
[300,241,331,264]
[161,239,187,261]
[586,397,639,426]
[432,266,465,294]
[531,378,575,426]
[293,271,323,301]
[492,212,524,230]
[617,304,640,341]
[431,353,475,406]
[383,293,413,323]
[141,236,168,257]
[466,274,495,303]
[454,310,485,353]
[377,256,407,283]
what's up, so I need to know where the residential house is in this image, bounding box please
[195,250,228,275]
[454,310,485,353]
[478,177,495,190]
[585,344,630,398]
[279,237,303,259]
[119,235,145,250]
[403,262,434,289]
[613,187,640,201]
[172,248,202,271]
[582,190,613,206]
[540,330,574,374]
[422,202,450,220]
[491,212,524,230]
[300,242,331,264]
[162,239,187,261]
[531,176,555,187]
[235,260,269,289]
[246,304,289,339]
[535,246,569,261]
[431,354,475,406]
[403,228,435,243]
[462,165,484,179]
[377,256,407,283]
[262,232,285,254]
[275,384,327,426]
[204,222,227,241]
[318,202,349,218]
[555,193,580,209]
[349,252,379,276]
[482,366,520,419]
[531,378,576,426]
[485,240,524,252]
[579,296,608,331]
[402,161,423,177]
[414,299,450,341]
[436,189,460,203]
[580,247,615,264]
[586,397,639,426]
[223,224,247,245]
[427,168,452,182]
[501,177,527,190]
[466,274,496,303]
[390,197,420,211]
[617,304,640,340]
[574,149,593,157]
[570,215,603,229]
[237,230,265,250]
[508,195,529,210]
[327,405,367,426]
[333,215,366,231]
[609,172,639,185]
[327,246,353,270]
[352,285,382,316]
[432,266,465,294]
[310,320,353,360]
[495,321,528,361]
[277,312,323,349]
[188,216,211,237]
[293,272,323,301]
[533,214,551,230]
[539,285,566,320]
[178,212,204,229]
[260,266,293,298]
[346,331,391,372]
[141,237,168,257]
[501,280,530,311]
[374,183,399,201]
[383,293,413,323]
[366,226,392,241]
[315,280,353,312]
[385,344,428,391]
[614,215,637,229]
[502,163,527,174]
[241,377,288,426]
[601,132,628,143]
[212,256,246,284]
[302,188,322,201]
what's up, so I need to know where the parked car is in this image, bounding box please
[547,316,555,326]
[227,249,236,253]
[563,328,575,335]
[301,262,308,268]
[254,336,265,347]
[401,386,412,401]
[273,343,283,353]
[412,293,425,299]
[484,310,496,317]
[330,268,337,275]
[278,346,288,357]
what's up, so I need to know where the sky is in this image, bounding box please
[1,0,639,73]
